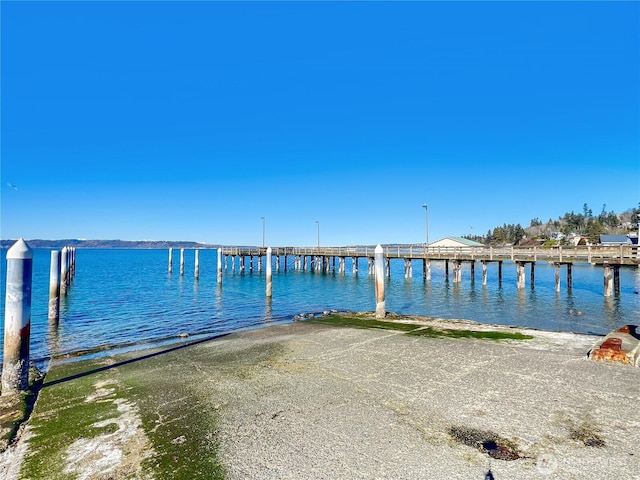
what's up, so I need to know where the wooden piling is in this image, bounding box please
[555,263,561,292]
[48,250,61,324]
[530,262,535,287]
[266,247,273,298]
[217,249,222,284]
[180,248,185,276]
[168,248,173,273]
[374,245,385,318]
[1,239,33,395]
[482,261,487,286]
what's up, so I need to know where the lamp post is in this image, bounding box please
[636,214,640,261]
[315,221,320,248]
[261,216,266,247]
[422,203,429,249]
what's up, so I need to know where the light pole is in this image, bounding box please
[261,216,266,247]
[315,221,320,248]
[422,203,429,249]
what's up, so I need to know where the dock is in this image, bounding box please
[216,244,639,296]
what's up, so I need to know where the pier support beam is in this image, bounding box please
[179,248,185,276]
[516,261,526,289]
[604,263,613,297]
[352,257,358,275]
[530,262,535,288]
[470,261,475,283]
[48,250,61,324]
[266,247,272,298]
[482,261,488,286]
[453,260,462,283]
[339,257,345,274]
[194,249,200,279]
[2,239,33,395]
[498,261,503,284]
[404,259,412,278]
[168,248,173,273]
[374,245,385,318]
[217,249,222,284]
[60,247,69,296]
[368,257,374,276]
[555,263,561,292]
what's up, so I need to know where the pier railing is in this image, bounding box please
[220,245,639,266]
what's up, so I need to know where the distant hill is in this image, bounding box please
[0,239,219,249]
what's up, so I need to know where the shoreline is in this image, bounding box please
[1,314,638,479]
[7,310,609,375]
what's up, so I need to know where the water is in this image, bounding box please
[1,248,639,370]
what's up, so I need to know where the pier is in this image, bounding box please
[218,244,639,296]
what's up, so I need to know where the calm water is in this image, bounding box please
[1,248,639,370]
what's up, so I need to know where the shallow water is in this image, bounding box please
[1,248,639,368]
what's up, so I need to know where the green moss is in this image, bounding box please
[127,375,225,480]
[310,315,423,332]
[310,314,533,341]
[19,363,126,479]
[408,326,534,341]
[20,353,227,480]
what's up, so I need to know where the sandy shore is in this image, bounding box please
[2,315,639,479]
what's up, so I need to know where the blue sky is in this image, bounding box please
[1,1,638,246]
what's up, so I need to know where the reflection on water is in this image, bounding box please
[1,249,639,368]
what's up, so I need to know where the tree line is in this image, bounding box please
[463,203,640,246]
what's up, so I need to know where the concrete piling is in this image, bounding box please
[516,261,526,289]
[453,260,462,283]
[180,248,185,276]
[60,247,69,295]
[374,244,385,318]
[194,249,200,279]
[1,239,33,395]
[217,249,223,284]
[168,248,173,273]
[604,263,613,297]
[266,247,273,298]
[48,250,61,324]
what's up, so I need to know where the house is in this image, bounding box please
[429,237,485,248]
[599,234,632,246]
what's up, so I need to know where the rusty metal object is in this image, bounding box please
[588,325,640,366]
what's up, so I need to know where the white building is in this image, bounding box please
[429,237,485,248]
